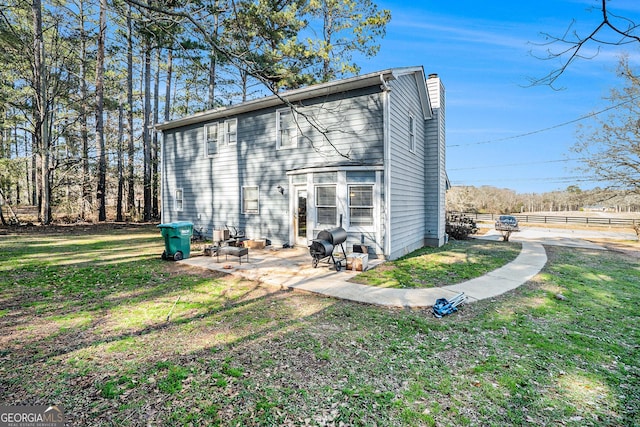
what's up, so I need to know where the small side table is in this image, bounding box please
[218,246,249,264]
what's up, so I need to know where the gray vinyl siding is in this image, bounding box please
[161,87,384,246]
[387,73,430,260]
[425,77,446,246]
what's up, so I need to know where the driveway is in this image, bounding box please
[478,226,637,249]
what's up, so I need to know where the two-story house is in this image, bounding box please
[157,66,446,260]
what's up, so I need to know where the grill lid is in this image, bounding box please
[316,227,347,245]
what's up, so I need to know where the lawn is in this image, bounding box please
[0,225,638,426]
[350,239,522,288]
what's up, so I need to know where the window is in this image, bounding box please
[315,185,336,225]
[349,185,373,225]
[205,123,219,156]
[276,108,297,149]
[313,172,337,184]
[175,188,183,211]
[225,118,237,145]
[409,114,416,152]
[346,171,375,183]
[242,186,259,214]
[291,173,306,184]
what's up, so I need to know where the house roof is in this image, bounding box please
[157,66,433,131]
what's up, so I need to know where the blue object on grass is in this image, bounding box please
[433,293,466,318]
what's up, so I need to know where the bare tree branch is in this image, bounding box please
[530,0,640,88]
[123,0,355,159]
[572,57,640,193]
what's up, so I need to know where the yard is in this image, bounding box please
[350,240,522,288]
[0,225,638,426]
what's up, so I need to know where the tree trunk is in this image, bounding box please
[322,10,333,82]
[79,0,91,219]
[158,49,173,223]
[13,126,21,205]
[95,0,107,222]
[24,129,30,205]
[0,119,6,217]
[31,132,37,206]
[164,49,172,122]
[0,118,5,163]
[116,97,124,222]
[127,5,135,217]
[241,68,248,102]
[152,49,160,219]
[208,1,219,109]
[143,44,152,221]
[0,188,7,226]
[32,0,50,224]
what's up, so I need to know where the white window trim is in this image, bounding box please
[242,186,259,215]
[175,188,184,212]
[315,184,337,226]
[348,184,374,227]
[225,118,238,145]
[276,108,298,150]
[204,123,219,157]
[409,113,416,153]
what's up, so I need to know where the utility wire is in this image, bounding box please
[448,157,586,171]
[448,96,640,148]
[452,175,601,185]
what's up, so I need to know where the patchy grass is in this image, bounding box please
[351,239,522,288]
[0,225,638,426]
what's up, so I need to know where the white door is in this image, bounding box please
[294,187,308,246]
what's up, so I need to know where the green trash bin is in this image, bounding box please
[158,221,193,261]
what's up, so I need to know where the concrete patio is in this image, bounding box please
[181,245,384,287]
[180,241,549,308]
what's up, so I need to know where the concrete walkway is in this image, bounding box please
[180,240,548,308]
[287,242,547,307]
[480,228,611,250]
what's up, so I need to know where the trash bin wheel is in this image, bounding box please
[174,251,183,261]
[335,261,341,272]
[161,251,167,260]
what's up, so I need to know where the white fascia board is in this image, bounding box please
[391,66,432,120]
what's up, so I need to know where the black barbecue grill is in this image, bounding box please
[309,226,348,271]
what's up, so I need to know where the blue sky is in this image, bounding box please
[355,0,640,193]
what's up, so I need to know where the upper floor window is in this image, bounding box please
[225,118,237,145]
[276,108,298,149]
[409,114,416,152]
[205,123,219,157]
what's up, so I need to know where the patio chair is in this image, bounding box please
[225,224,249,246]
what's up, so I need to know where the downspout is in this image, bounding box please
[381,74,392,258]
[379,73,390,92]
